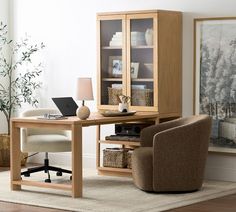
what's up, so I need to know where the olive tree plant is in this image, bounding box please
[0,22,44,135]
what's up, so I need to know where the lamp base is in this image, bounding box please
[76,105,90,120]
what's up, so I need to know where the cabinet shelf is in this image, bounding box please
[102,78,153,82]
[131,78,153,82]
[102,46,122,49]
[99,140,141,147]
[102,46,153,49]
[102,78,122,81]
[131,45,153,49]
[97,166,132,173]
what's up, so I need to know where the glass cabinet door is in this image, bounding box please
[127,15,157,109]
[98,16,126,107]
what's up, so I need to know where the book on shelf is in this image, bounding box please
[111,84,122,89]
[111,84,146,89]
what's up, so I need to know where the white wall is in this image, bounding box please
[9,0,236,180]
[0,0,10,134]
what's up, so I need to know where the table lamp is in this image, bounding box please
[76,77,94,119]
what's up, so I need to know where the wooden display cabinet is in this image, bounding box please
[96,10,182,176]
[97,10,182,118]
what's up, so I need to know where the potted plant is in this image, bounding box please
[0,22,44,166]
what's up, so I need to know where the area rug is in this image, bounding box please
[1,169,236,212]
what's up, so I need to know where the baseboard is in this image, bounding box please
[205,166,236,182]
[205,154,236,182]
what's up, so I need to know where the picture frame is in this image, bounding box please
[130,62,139,78]
[194,17,236,153]
[108,56,122,77]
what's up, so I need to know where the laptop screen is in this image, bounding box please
[52,97,78,116]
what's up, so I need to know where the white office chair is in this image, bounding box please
[20,108,72,183]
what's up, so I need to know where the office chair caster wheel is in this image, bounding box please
[56,171,62,176]
[24,173,30,177]
[45,179,51,183]
[70,176,72,181]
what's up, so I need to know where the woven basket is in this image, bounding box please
[0,134,28,167]
[108,87,153,106]
[127,150,133,169]
[103,148,129,168]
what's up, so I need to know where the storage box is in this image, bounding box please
[127,150,133,169]
[103,148,129,168]
[108,87,153,106]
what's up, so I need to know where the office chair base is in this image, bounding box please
[56,171,63,176]
[45,178,51,183]
[21,158,72,183]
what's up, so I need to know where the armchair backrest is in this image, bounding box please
[140,115,211,147]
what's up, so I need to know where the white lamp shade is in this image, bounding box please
[76,78,94,100]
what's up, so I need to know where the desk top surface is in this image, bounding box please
[11,111,159,127]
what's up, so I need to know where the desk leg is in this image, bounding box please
[155,117,160,124]
[96,125,101,168]
[71,124,82,198]
[10,121,21,190]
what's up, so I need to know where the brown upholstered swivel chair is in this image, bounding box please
[132,115,212,192]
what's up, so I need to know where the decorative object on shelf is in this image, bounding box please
[194,17,236,153]
[0,22,44,167]
[103,148,129,168]
[130,62,139,78]
[118,103,129,112]
[118,94,130,112]
[108,56,122,77]
[143,63,153,78]
[108,87,153,106]
[131,31,145,46]
[76,77,94,120]
[145,28,153,45]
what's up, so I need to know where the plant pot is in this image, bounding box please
[0,134,28,167]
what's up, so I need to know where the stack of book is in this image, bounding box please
[131,31,145,46]
[109,31,146,47]
[109,32,122,46]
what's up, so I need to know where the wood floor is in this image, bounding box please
[1,193,236,212]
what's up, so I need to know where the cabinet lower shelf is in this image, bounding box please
[99,140,140,147]
[97,167,132,177]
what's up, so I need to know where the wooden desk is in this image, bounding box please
[10,112,159,198]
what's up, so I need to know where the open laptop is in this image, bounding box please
[52,97,78,116]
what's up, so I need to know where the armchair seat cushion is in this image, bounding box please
[22,134,71,152]
[132,147,153,191]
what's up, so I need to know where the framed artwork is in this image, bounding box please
[130,62,139,78]
[109,56,122,77]
[194,17,236,153]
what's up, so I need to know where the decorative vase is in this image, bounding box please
[0,134,28,167]
[145,28,153,46]
[118,103,129,112]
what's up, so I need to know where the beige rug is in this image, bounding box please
[1,169,236,212]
